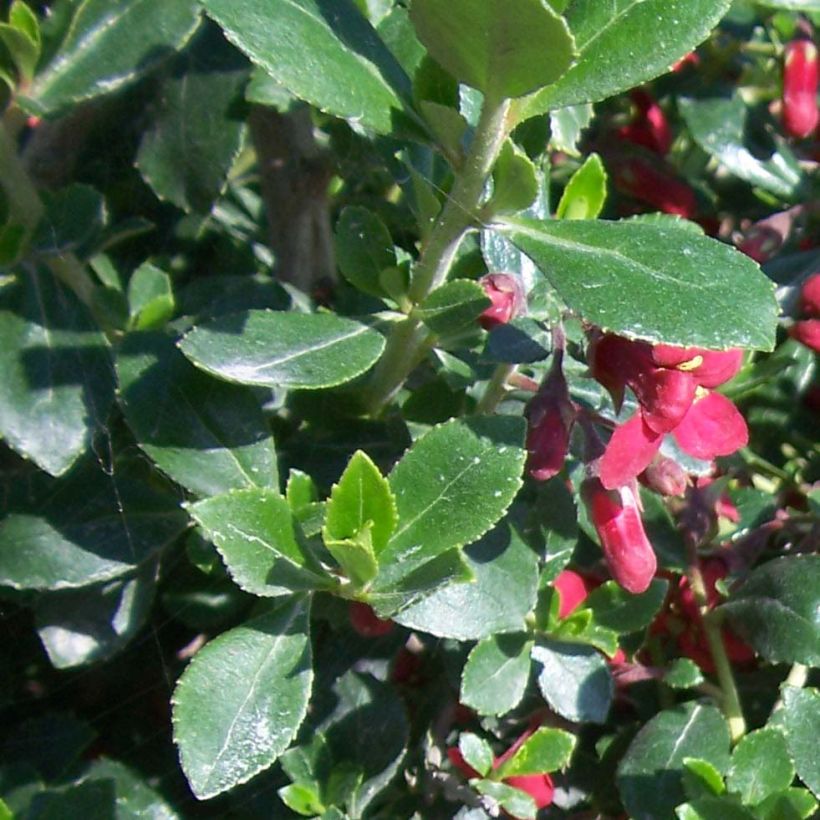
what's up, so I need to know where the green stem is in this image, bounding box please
[689,558,746,742]
[474,362,517,414]
[0,119,98,309]
[770,663,810,717]
[364,95,512,417]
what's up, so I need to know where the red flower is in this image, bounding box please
[790,319,820,352]
[478,273,527,330]
[608,154,698,219]
[583,478,657,594]
[782,39,819,139]
[799,274,820,315]
[554,569,593,618]
[617,90,673,156]
[348,602,394,637]
[525,353,575,481]
[790,274,820,352]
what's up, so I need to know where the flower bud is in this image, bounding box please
[554,569,591,618]
[790,318,820,352]
[799,273,820,316]
[641,455,688,497]
[503,773,555,813]
[609,154,698,219]
[583,479,657,594]
[782,39,819,139]
[349,602,394,637]
[478,273,526,330]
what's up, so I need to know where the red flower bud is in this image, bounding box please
[525,355,575,481]
[799,273,820,316]
[503,773,555,812]
[641,455,688,497]
[782,39,819,139]
[583,479,657,594]
[600,413,662,491]
[478,273,526,330]
[554,569,591,618]
[349,602,394,637]
[790,319,820,352]
[672,391,749,461]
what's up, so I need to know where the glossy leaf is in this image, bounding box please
[497,727,576,776]
[27,780,117,820]
[617,703,731,820]
[502,217,778,350]
[754,788,818,820]
[188,489,330,597]
[459,733,494,778]
[676,797,757,820]
[201,0,412,134]
[549,103,594,156]
[683,757,726,800]
[126,263,174,330]
[0,463,188,591]
[520,0,731,114]
[0,269,115,476]
[373,416,526,592]
[664,659,705,690]
[179,310,386,389]
[393,517,539,638]
[583,578,669,633]
[173,597,313,799]
[726,728,794,805]
[719,555,820,666]
[780,686,820,799]
[486,140,538,215]
[22,0,201,115]
[118,332,279,497]
[335,206,395,298]
[137,35,249,213]
[81,758,179,819]
[532,639,613,724]
[555,152,606,219]
[678,95,803,201]
[416,279,491,335]
[31,184,106,256]
[410,0,575,99]
[460,633,533,716]
[35,563,157,669]
[474,779,537,819]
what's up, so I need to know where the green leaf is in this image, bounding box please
[719,556,820,666]
[486,140,538,215]
[201,0,412,135]
[80,757,180,819]
[532,638,613,724]
[497,727,576,776]
[173,597,313,800]
[678,96,803,201]
[555,153,606,220]
[549,103,594,156]
[188,489,330,597]
[754,788,818,820]
[117,332,279,498]
[502,217,778,350]
[137,34,248,213]
[726,728,794,805]
[324,527,379,589]
[279,783,325,816]
[459,733,494,778]
[682,757,726,800]
[676,796,757,820]
[393,517,539,638]
[617,702,731,820]
[0,18,39,84]
[335,206,395,298]
[519,0,731,114]
[757,0,820,7]
[35,563,157,669]
[27,780,117,820]
[179,310,386,390]
[416,279,491,335]
[0,462,188,591]
[126,263,175,330]
[409,0,575,100]
[31,184,107,257]
[460,633,533,716]
[474,779,537,819]
[583,578,669,633]
[780,686,820,799]
[664,659,705,690]
[22,0,201,115]
[0,269,115,476]
[373,416,526,591]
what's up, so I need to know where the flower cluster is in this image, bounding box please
[589,332,747,490]
[617,89,673,156]
[789,273,820,352]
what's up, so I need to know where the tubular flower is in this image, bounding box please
[589,333,747,489]
[782,39,819,139]
[617,90,673,156]
[582,478,657,594]
[525,351,575,481]
[608,153,698,219]
[478,273,527,330]
[789,273,820,352]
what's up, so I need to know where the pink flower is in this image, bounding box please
[782,39,819,139]
[582,478,657,594]
[478,273,526,330]
[554,569,592,618]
